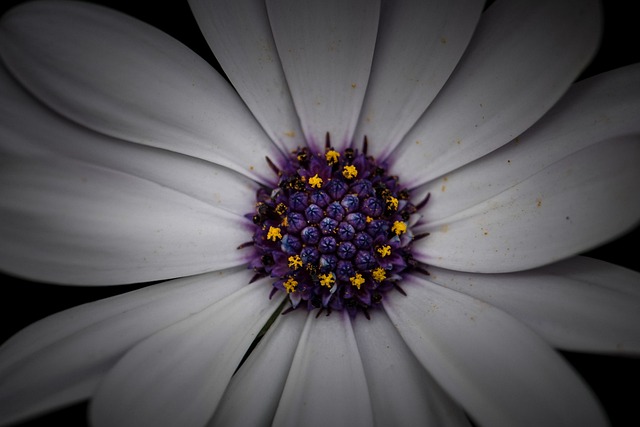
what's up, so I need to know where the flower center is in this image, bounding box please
[243,137,424,318]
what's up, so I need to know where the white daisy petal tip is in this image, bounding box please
[0,0,282,182]
[425,257,640,356]
[391,0,603,186]
[385,274,610,427]
[0,268,254,426]
[416,136,640,273]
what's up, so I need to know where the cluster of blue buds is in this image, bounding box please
[242,137,427,318]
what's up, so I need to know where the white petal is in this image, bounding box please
[188,0,303,153]
[385,273,608,427]
[0,157,250,285]
[352,313,470,427]
[273,310,373,427]
[266,0,380,151]
[90,280,284,427]
[424,257,640,355]
[353,0,483,158]
[544,256,640,299]
[390,0,601,187]
[0,267,251,427]
[414,137,640,273]
[0,1,280,182]
[413,63,640,222]
[0,63,258,216]
[211,309,308,427]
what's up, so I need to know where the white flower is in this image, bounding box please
[0,0,639,426]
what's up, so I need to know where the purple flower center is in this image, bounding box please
[243,139,422,317]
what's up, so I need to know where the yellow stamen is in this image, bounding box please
[392,221,407,235]
[366,216,373,223]
[308,174,323,188]
[325,150,340,165]
[342,165,358,179]
[275,203,287,215]
[288,255,303,270]
[386,196,398,211]
[372,267,386,282]
[267,226,282,241]
[377,245,391,257]
[319,273,335,288]
[284,277,298,293]
[349,273,365,289]
[281,216,289,227]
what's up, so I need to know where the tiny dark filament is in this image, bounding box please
[265,156,280,176]
[414,266,431,276]
[416,192,431,210]
[236,241,255,250]
[394,283,408,296]
[325,131,331,149]
[315,307,332,318]
[413,232,430,241]
[362,135,368,155]
[234,298,287,374]
[249,272,265,284]
[281,305,296,315]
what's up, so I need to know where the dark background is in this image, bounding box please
[1,0,638,426]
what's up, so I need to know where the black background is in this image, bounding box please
[1,0,639,426]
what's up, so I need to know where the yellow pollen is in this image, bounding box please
[386,196,398,211]
[318,273,335,288]
[342,165,358,179]
[392,221,407,235]
[267,226,282,241]
[308,174,323,188]
[281,216,289,227]
[325,150,340,165]
[284,277,298,293]
[377,245,391,257]
[366,216,373,223]
[275,203,287,215]
[372,267,386,282]
[349,273,365,289]
[288,255,303,269]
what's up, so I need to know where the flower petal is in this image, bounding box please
[90,280,283,427]
[0,267,250,427]
[385,273,608,427]
[390,0,601,187]
[188,0,303,153]
[545,256,640,299]
[0,157,250,285]
[272,310,373,427]
[0,1,280,182]
[413,63,640,222]
[424,257,640,355]
[414,137,640,273]
[353,0,483,158]
[266,0,380,151]
[211,309,308,427]
[0,63,258,217]
[352,312,471,427]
